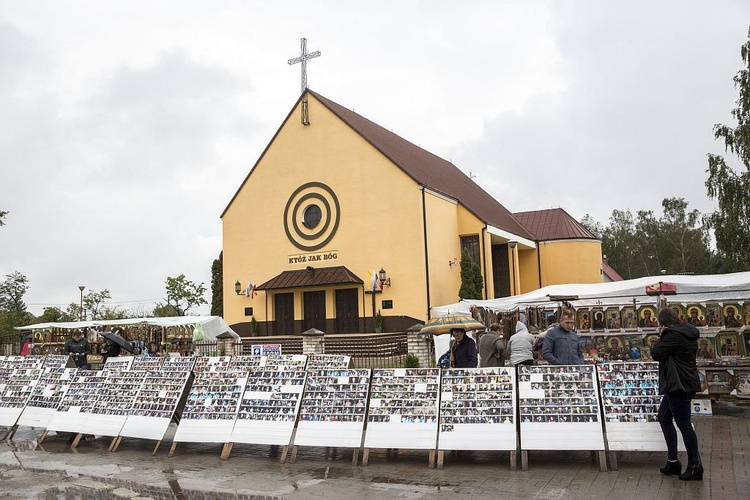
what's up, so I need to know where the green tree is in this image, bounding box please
[210,251,223,317]
[601,209,639,279]
[706,27,750,272]
[37,306,76,323]
[82,289,111,320]
[580,214,603,239]
[164,274,207,316]
[458,249,483,299]
[152,302,180,317]
[0,272,32,338]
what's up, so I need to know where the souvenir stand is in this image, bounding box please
[46,369,109,448]
[518,365,606,471]
[598,361,685,470]
[168,356,243,458]
[362,368,441,467]
[0,355,45,439]
[225,354,308,462]
[17,355,77,442]
[291,368,371,464]
[118,356,194,454]
[437,367,517,469]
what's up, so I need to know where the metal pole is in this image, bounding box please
[78,285,85,320]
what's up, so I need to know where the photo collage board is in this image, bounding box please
[172,356,246,443]
[0,356,45,425]
[47,370,110,434]
[120,357,195,441]
[364,368,441,450]
[518,365,605,451]
[17,364,79,428]
[306,354,352,370]
[230,361,308,445]
[598,361,682,452]
[294,369,371,448]
[439,367,516,451]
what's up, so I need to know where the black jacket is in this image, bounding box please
[651,322,701,395]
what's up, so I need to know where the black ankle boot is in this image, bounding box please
[679,464,703,481]
[660,460,682,475]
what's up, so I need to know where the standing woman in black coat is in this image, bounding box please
[651,308,703,481]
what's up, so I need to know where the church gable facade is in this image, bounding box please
[221,91,602,335]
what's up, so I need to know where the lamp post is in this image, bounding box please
[78,285,85,321]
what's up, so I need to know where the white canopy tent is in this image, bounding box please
[16,316,240,341]
[431,271,750,316]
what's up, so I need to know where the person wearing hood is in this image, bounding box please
[507,321,535,366]
[478,323,506,367]
[651,308,703,481]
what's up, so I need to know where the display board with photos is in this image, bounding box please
[228,355,264,371]
[230,364,307,446]
[306,354,352,370]
[518,365,604,451]
[294,369,371,448]
[438,367,516,451]
[172,369,246,443]
[17,366,78,428]
[120,366,193,440]
[0,356,45,426]
[131,356,166,372]
[42,354,75,369]
[598,362,684,452]
[192,356,233,373]
[86,369,147,436]
[47,370,109,434]
[262,354,308,369]
[161,356,196,374]
[364,368,441,450]
[102,357,134,373]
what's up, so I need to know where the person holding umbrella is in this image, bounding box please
[65,329,91,369]
[450,327,478,368]
[101,328,123,362]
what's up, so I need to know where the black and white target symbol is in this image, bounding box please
[283,182,341,251]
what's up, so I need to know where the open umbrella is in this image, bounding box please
[418,314,485,335]
[98,330,135,353]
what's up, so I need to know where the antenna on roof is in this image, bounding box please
[469,172,477,180]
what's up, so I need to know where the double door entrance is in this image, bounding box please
[274,288,359,334]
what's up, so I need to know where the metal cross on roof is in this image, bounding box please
[288,37,321,93]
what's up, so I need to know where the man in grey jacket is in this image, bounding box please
[542,311,584,365]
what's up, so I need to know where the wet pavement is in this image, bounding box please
[1,401,749,499]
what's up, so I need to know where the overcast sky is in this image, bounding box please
[1,1,749,317]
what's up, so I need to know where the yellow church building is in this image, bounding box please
[221,91,603,335]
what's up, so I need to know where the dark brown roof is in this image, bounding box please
[309,91,533,240]
[256,265,363,291]
[512,208,597,241]
[602,261,624,281]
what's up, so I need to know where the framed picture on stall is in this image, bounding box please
[638,305,658,329]
[577,309,591,330]
[621,306,638,330]
[744,302,750,328]
[705,303,723,327]
[734,371,750,399]
[605,307,621,329]
[697,337,716,360]
[668,304,686,323]
[706,370,733,395]
[715,332,741,357]
[723,304,744,328]
[591,308,605,330]
[686,304,707,327]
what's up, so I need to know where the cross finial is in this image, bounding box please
[288,37,321,93]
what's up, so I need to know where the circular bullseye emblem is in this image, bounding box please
[283,182,341,251]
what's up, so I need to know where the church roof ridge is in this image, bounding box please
[512,207,597,241]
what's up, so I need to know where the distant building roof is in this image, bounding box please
[602,261,624,282]
[310,91,533,240]
[512,208,597,241]
[256,265,363,291]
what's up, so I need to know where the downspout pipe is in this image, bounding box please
[421,186,432,320]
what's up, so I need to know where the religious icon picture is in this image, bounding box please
[644,334,660,350]
[668,304,686,323]
[606,336,625,360]
[605,307,621,329]
[744,302,750,328]
[716,332,741,357]
[734,371,750,400]
[591,308,605,330]
[696,337,716,360]
[705,303,723,327]
[698,370,708,394]
[723,303,744,328]
[621,306,638,329]
[638,305,658,329]
[706,370,733,395]
[577,309,591,330]
[686,304,707,327]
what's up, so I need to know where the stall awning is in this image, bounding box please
[256,266,364,290]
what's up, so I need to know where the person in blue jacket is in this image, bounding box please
[449,327,477,368]
[542,310,584,365]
